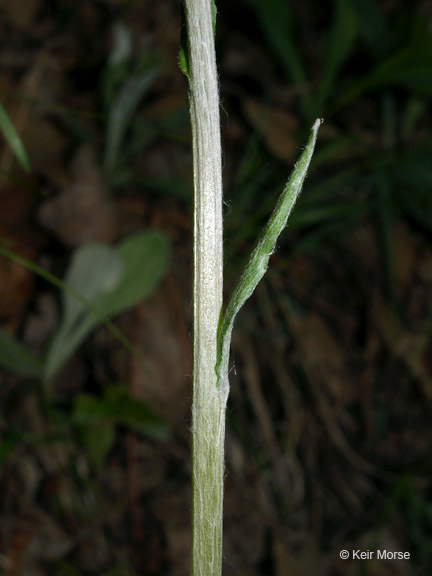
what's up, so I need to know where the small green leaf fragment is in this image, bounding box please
[0,101,30,172]
[178,0,215,81]
[178,45,190,79]
[179,2,190,81]
[211,0,217,36]
[216,119,323,390]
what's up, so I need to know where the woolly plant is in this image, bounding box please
[180,1,322,575]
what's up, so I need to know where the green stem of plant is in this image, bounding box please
[184,1,226,575]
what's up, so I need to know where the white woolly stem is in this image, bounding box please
[184,1,226,575]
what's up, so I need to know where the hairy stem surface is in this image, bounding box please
[184,1,226,575]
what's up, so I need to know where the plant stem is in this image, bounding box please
[184,1,226,575]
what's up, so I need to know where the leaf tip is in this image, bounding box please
[314,117,324,131]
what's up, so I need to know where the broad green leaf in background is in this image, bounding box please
[95,231,169,317]
[0,241,138,378]
[62,244,124,333]
[0,329,41,378]
[43,243,124,380]
[0,101,30,172]
[44,231,169,380]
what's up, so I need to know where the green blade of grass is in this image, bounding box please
[315,0,358,113]
[332,34,432,111]
[245,0,305,87]
[103,66,159,175]
[216,118,322,388]
[0,101,30,172]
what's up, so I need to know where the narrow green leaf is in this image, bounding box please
[351,0,391,57]
[333,35,432,110]
[108,21,133,68]
[103,21,133,111]
[244,0,307,96]
[0,101,30,172]
[216,119,322,389]
[0,329,41,378]
[104,67,159,173]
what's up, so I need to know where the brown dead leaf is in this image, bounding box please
[243,99,299,161]
[38,147,115,246]
[392,221,419,297]
[0,258,32,329]
[3,0,39,31]
[4,523,34,576]
[0,177,46,330]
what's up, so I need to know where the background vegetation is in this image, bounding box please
[1,0,432,574]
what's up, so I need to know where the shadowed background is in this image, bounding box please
[1,0,432,575]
